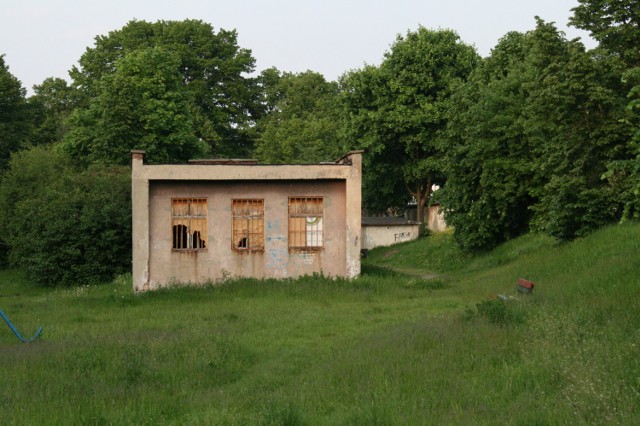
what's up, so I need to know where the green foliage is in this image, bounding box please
[0,146,131,286]
[525,22,630,239]
[571,1,640,223]
[441,20,630,250]
[69,19,261,159]
[341,28,479,218]
[0,56,34,261]
[63,47,208,165]
[602,65,640,221]
[28,77,76,146]
[0,55,32,171]
[440,30,539,251]
[615,67,640,218]
[473,298,526,326]
[254,70,344,163]
[532,176,619,240]
[341,65,405,212]
[570,0,640,67]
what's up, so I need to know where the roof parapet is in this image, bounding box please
[335,150,365,165]
[188,159,259,165]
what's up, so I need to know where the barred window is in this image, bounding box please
[288,197,323,249]
[232,199,264,252]
[172,198,208,250]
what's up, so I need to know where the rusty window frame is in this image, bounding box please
[171,198,208,251]
[231,199,264,252]
[288,197,324,250]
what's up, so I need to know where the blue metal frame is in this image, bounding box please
[0,308,43,343]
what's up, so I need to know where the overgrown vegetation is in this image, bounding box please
[1,223,638,423]
[0,146,131,286]
[440,18,631,250]
[341,28,479,221]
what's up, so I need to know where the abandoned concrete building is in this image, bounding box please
[131,150,363,291]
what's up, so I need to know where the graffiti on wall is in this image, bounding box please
[394,232,412,242]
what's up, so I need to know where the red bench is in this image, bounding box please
[517,278,534,294]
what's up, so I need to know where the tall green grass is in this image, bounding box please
[1,223,639,424]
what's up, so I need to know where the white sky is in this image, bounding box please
[1,0,595,94]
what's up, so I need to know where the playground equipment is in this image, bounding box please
[0,308,43,343]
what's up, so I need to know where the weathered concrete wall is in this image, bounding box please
[361,224,421,250]
[131,151,362,291]
[147,180,346,287]
[131,151,150,291]
[426,204,447,233]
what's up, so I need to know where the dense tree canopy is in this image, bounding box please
[570,0,640,67]
[571,1,640,219]
[342,28,479,220]
[0,146,131,285]
[438,31,536,251]
[63,47,208,165]
[440,19,630,250]
[254,69,343,164]
[69,19,261,160]
[341,65,409,213]
[0,55,32,171]
[524,21,630,240]
[29,77,75,146]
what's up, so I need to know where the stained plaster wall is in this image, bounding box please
[131,151,362,291]
[148,180,346,287]
[361,223,421,249]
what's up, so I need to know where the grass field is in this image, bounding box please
[1,224,639,424]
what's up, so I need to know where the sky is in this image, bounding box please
[1,0,595,94]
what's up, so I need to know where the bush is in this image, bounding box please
[531,175,622,241]
[474,298,526,326]
[0,146,131,286]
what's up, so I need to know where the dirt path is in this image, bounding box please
[378,249,442,280]
[388,266,442,281]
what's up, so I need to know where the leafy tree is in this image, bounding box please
[28,77,76,146]
[571,0,640,219]
[570,0,640,67]
[441,19,630,250]
[440,31,538,251]
[341,65,409,213]
[69,19,261,159]
[525,21,630,239]
[63,47,208,165]
[609,67,640,219]
[0,55,32,171]
[254,70,343,163]
[0,146,131,286]
[341,28,479,221]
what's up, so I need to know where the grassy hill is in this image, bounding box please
[1,224,639,424]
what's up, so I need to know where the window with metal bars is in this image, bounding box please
[232,199,264,252]
[288,197,323,249]
[171,198,208,250]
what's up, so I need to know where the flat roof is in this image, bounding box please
[362,217,421,226]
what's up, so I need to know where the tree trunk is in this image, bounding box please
[405,178,432,224]
[415,179,432,224]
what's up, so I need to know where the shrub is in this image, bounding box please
[474,298,526,326]
[0,146,131,285]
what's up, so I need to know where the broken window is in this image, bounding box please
[232,199,264,252]
[172,198,208,250]
[288,197,323,249]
